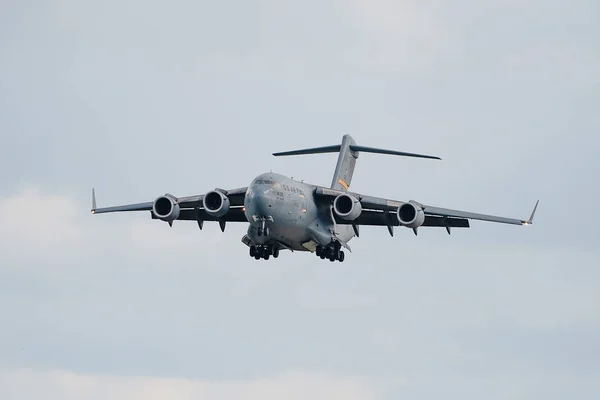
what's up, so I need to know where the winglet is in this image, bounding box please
[522,200,539,225]
[91,188,97,213]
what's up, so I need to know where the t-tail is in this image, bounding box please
[272,134,441,191]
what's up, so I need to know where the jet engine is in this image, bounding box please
[396,202,425,228]
[203,190,230,217]
[333,194,362,220]
[152,195,180,221]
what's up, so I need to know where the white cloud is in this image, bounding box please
[0,368,380,400]
[0,185,84,255]
[0,185,230,265]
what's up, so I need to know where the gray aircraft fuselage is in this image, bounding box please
[244,172,354,251]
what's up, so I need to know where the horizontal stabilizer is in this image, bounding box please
[273,145,341,156]
[349,145,441,160]
[272,142,440,161]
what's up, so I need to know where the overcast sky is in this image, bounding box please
[1,0,599,399]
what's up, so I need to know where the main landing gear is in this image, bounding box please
[250,244,279,260]
[315,243,345,262]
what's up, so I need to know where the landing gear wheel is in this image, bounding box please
[329,248,337,262]
[264,254,270,260]
[316,244,347,262]
[250,246,256,257]
[273,248,279,258]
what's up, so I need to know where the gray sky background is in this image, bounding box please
[1,0,599,399]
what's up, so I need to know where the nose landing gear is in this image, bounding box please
[315,243,345,262]
[257,226,270,237]
[256,218,270,237]
[250,244,279,260]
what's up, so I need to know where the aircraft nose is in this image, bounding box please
[253,190,272,215]
[245,186,273,218]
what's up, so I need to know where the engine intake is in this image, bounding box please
[397,202,425,228]
[203,190,230,217]
[333,194,362,220]
[152,195,180,221]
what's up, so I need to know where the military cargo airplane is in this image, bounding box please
[91,135,538,262]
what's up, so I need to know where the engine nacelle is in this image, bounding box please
[397,202,425,228]
[152,195,180,221]
[333,194,362,220]
[203,190,230,217]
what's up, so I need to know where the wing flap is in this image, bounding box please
[151,207,248,222]
[334,210,470,228]
[423,215,470,228]
[333,210,395,226]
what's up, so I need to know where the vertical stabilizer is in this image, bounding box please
[330,134,358,191]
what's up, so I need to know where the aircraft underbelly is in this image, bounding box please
[271,221,312,251]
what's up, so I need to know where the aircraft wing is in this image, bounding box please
[91,187,249,226]
[314,187,538,233]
